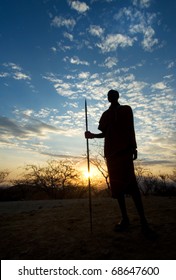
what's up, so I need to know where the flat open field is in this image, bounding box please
[0,196,176,260]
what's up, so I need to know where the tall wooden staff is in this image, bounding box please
[85,99,93,233]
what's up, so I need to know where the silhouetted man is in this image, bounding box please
[85,89,149,232]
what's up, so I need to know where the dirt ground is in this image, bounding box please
[0,196,176,260]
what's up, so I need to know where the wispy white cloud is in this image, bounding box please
[68,0,90,14]
[1,62,32,81]
[97,33,136,53]
[115,6,159,52]
[102,57,118,69]
[3,62,22,71]
[141,27,158,51]
[0,111,83,160]
[51,46,57,53]
[78,72,90,79]
[0,72,9,78]
[129,21,159,51]
[63,32,74,41]
[0,116,26,139]
[42,73,76,97]
[138,130,176,165]
[88,25,104,37]
[70,56,89,65]
[163,74,173,80]
[151,82,167,90]
[132,82,175,166]
[42,65,148,104]
[167,61,175,69]
[51,16,76,29]
[64,56,90,66]
[132,0,151,8]
[19,109,34,117]
[0,110,72,147]
[13,72,31,80]
[57,42,72,52]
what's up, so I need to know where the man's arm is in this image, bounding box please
[132,148,137,160]
[85,131,105,139]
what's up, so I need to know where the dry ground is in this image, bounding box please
[0,196,176,260]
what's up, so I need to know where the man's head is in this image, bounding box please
[107,89,119,103]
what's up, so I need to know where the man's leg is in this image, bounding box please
[117,193,129,221]
[131,185,149,229]
[114,193,129,231]
[131,186,146,220]
[131,186,158,239]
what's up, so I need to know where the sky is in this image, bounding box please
[0,0,176,176]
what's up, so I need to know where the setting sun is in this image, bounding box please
[80,165,101,181]
[83,170,93,179]
[76,160,105,185]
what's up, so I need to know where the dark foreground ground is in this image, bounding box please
[0,196,175,260]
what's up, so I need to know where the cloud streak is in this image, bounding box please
[97,34,136,53]
[1,62,31,81]
[51,16,76,29]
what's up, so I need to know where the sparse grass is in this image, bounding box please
[0,196,176,260]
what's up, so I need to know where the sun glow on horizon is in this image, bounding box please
[80,165,101,181]
[83,170,93,179]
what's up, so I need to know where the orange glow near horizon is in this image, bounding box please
[80,165,101,181]
[83,170,93,179]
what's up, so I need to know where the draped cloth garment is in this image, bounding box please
[98,104,138,197]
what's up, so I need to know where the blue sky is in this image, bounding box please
[0,0,176,174]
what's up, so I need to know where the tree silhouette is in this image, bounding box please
[0,170,9,184]
[15,160,80,193]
